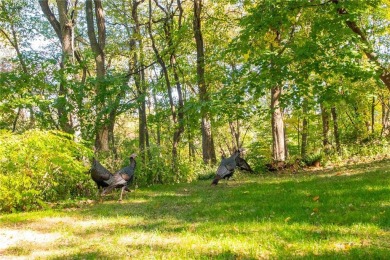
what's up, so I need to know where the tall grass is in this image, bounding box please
[0,159,389,259]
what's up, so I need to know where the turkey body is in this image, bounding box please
[211,150,241,185]
[101,154,137,201]
[90,158,114,190]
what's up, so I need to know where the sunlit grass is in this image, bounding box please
[0,160,389,259]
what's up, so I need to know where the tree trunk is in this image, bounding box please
[12,107,21,132]
[320,103,331,151]
[201,118,216,163]
[331,106,341,155]
[380,95,390,137]
[152,91,161,146]
[1,21,31,132]
[95,126,110,151]
[39,0,75,134]
[86,0,112,152]
[271,85,287,162]
[159,0,185,162]
[193,0,216,164]
[133,0,149,161]
[229,120,240,151]
[148,0,183,166]
[301,99,308,157]
[371,97,375,134]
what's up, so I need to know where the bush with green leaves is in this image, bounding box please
[302,152,323,167]
[0,130,93,212]
[131,145,202,186]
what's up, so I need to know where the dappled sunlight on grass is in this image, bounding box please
[0,159,389,258]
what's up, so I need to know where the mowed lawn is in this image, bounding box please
[0,160,389,259]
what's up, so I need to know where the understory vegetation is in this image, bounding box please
[2,129,390,214]
[1,3,390,257]
[0,160,389,259]
[0,130,93,212]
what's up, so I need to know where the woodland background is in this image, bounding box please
[0,0,390,212]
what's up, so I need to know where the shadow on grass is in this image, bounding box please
[82,159,390,230]
[1,159,389,259]
[51,252,113,260]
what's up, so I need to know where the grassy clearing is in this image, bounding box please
[0,160,389,259]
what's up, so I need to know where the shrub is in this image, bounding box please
[302,152,323,167]
[132,145,203,186]
[0,130,93,212]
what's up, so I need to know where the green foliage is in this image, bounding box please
[134,145,205,186]
[1,0,390,195]
[0,130,93,213]
[0,160,389,258]
[302,152,323,167]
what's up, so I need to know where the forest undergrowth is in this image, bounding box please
[0,158,389,259]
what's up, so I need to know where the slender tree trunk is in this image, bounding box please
[331,106,341,154]
[154,0,184,161]
[1,22,31,131]
[320,103,331,151]
[271,85,286,162]
[371,97,375,134]
[39,0,75,134]
[12,107,21,132]
[86,0,113,152]
[152,91,161,145]
[148,0,183,165]
[229,120,240,151]
[193,0,216,164]
[108,108,118,158]
[171,53,185,160]
[188,130,196,159]
[132,0,149,161]
[380,95,390,137]
[171,0,185,161]
[301,99,308,157]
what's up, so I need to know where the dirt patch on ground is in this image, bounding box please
[0,229,62,255]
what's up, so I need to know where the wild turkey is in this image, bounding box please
[102,154,137,201]
[90,158,114,192]
[211,150,241,185]
[235,156,254,173]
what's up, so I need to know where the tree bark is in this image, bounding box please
[301,100,308,158]
[320,103,331,151]
[155,0,185,161]
[271,85,286,162]
[86,0,113,152]
[229,120,240,151]
[132,0,150,161]
[152,91,161,145]
[371,97,375,134]
[39,0,74,134]
[193,0,216,164]
[331,106,341,154]
[380,95,390,137]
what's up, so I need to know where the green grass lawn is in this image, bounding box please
[1,160,389,259]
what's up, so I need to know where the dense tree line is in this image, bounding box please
[1,0,390,180]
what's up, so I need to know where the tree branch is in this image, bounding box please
[39,0,62,40]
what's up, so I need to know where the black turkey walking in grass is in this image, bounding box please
[101,154,137,201]
[90,158,114,195]
[211,150,241,185]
